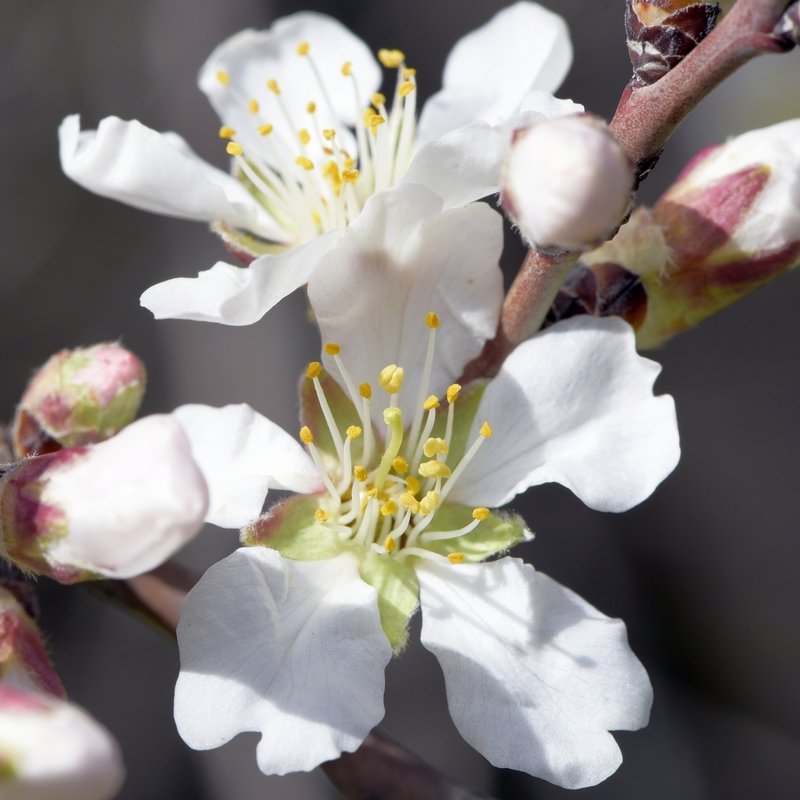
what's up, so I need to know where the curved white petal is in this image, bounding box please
[418,3,572,142]
[42,415,208,579]
[449,316,680,511]
[198,14,379,163]
[175,548,390,775]
[140,229,339,325]
[0,685,124,800]
[58,115,286,242]
[418,557,652,789]
[173,404,322,529]
[308,184,503,428]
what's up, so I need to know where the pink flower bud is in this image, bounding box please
[0,684,124,800]
[1,415,209,583]
[501,114,633,250]
[0,587,65,699]
[12,343,146,458]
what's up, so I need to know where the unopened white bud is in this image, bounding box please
[0,684,124,800]
[501,114,633,250]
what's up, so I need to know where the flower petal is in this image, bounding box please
[198,14,380,163]
[449,316,680,511]
[308,183,503,428]
[417,556,652,789]
[175,548,391,775]
[140,229,339,325]
[418,2,572,142]
[40,415,208,579]
[58,115,286,242]
[173,404,322,529]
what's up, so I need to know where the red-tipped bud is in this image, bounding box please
[12,343,146,458]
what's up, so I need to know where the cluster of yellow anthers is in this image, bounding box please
[215,42,419,242]
[299,313,494,566]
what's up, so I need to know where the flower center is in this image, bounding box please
[299,313,493,566]
[215,43,419,245]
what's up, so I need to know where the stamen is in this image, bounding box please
[419,509,489,543]
[299,426,338,500]
[299,129,311,146]
[295,156,315,171]
[398,80,416,97]
[372,92,387,108]
[406,315,439,464]
[307,361,345,458]
[437,421,493,505]
[418,460,451,479]
[226,142,244,157]
[216,70,231,85]
[267,78,281,95]
[341,61,352,77]
[422,438,448,458]
[378,364,404,395]
[448,553,465,564]
[218,125,237,139]
[258,123,274,136]
[396,546,451,565]
[398,492,420,514]
[406,475,421,495]
[248,98,260,114]
[378,48,406,68]
[297,41,310,56]
[445,383,461,447]
[315,508,330,523]
[392,456,409,474]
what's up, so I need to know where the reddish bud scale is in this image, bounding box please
[625,0,720,85]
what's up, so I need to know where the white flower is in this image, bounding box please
[0,683,124,800]
[0,415,209,583]
[171,184,680,788]
[58,3,581,325]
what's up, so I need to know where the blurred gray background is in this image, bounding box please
[2,1,799,798]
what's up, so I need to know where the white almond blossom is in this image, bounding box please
[58,3,581,326]
[172,184,680,788]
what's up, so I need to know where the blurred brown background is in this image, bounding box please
[2,1,799,798]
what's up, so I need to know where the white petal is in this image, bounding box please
[175,548,391,775]
[198,14,380,162]
[449,316,680,511]
[308,184,503,428]
[42,415,208,579]
[140,230,339,325]
[418,3,572,142]
[0,685,124,800]
[173,404,322,529]
[418,557,652,789]
[58,115,286,242]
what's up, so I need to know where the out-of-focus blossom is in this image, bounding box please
[60,3,582,326]
[172,184,679,788]
[12,343,145,458]
[501,114,633,250]
[1,415,208,583]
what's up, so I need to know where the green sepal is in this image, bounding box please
[241,494,345,561]
[359,551,419,653]
[424,503,532,563]
[430,381,487,469]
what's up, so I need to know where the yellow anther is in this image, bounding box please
[218,125,237,139]
[371,92,386,108]
[344,157,357,169]
[446,384,462,404]
[419,490,441,516]
[359,383,372,400]
[299,426,314,444]
[378,48,406,68]
[384,535,397,552]
[403,67,417,78]
[480,421,493,438]
[226,142,244,157]
[380,501,398,517]
[315,508,330,523]
[341,61,352,77]
[448,552,465,565]
[306,101,317,113]
[306,361,322,379]
[378,365,404,394]
[216,70,231,86]
[367,114,386,128]
[296,156,315,171]
[322,128,336,140]
[312,210,322,227]
[324,342,341,356]
[342,169,359,183]
[353,465,368,483]
[418,460,452,479]
[406,475,421,495]
[257,123,274,136]
[423,437,448,458]
[425,312,440,329]
[267,78,281,95]
[346,425,363,440]
[398,492,420,514]
[362,108,376,125]
[323,160,340,180]
[472,507,491,521]
[299,128,311,145]
[398,81,416,97]
[297,41,310,56]
[392,456,409,475]
[248,98,260,114]
[423,395,440,411]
